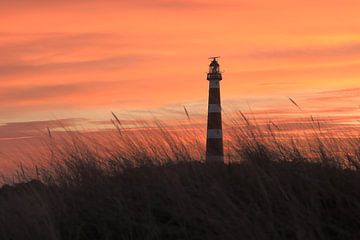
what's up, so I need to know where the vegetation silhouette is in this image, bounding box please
[0,115,359,240]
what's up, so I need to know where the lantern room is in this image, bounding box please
[209,58,220,73]
[207,57,222,81]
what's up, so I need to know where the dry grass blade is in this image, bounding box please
[239,110,250,126]
[183,106,190,120]
[47,127,52,139]
[288,97,302,111]
[111,112,122,127]
[270,121,280,130]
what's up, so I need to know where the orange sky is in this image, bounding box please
[0,0,359,167]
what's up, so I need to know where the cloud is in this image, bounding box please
[0,32,117,62]
[0,84,84,102]
[0,78,144,112]
[123,0,206,8]
[305,88,360,102]
[251,42,360,59]
[0,81,110,102]
[0,55,143,77]
[0,0,210,10]
[0,32,144,75]
[0,118,86,139]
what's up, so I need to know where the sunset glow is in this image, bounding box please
[0,0,359,169]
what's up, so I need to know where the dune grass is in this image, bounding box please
[0,118,359,240]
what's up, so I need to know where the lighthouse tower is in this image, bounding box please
[206,57,224,163]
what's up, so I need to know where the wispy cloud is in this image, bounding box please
[251,42,360,59]
[0,32,144,76]
[0,0,214,10]
[0,55,142,77]
[0,118,85,139]
[0,81,124,103]
[305,88,360,102]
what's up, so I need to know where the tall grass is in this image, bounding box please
[0,117,359,240]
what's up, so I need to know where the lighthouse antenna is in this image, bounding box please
[208,56,220,60]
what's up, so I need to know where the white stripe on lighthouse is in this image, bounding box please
[209,81,220,88]
[208,104,221,113]
[207,129,223,139]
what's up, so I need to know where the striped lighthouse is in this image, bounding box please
[206,57,224,163]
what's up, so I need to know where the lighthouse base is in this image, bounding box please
[205,155,224,163]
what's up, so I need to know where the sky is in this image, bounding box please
[0,0,359,169]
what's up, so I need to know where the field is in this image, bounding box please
[0,117,359,240]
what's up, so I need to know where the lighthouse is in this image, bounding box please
[205,57,224,163]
